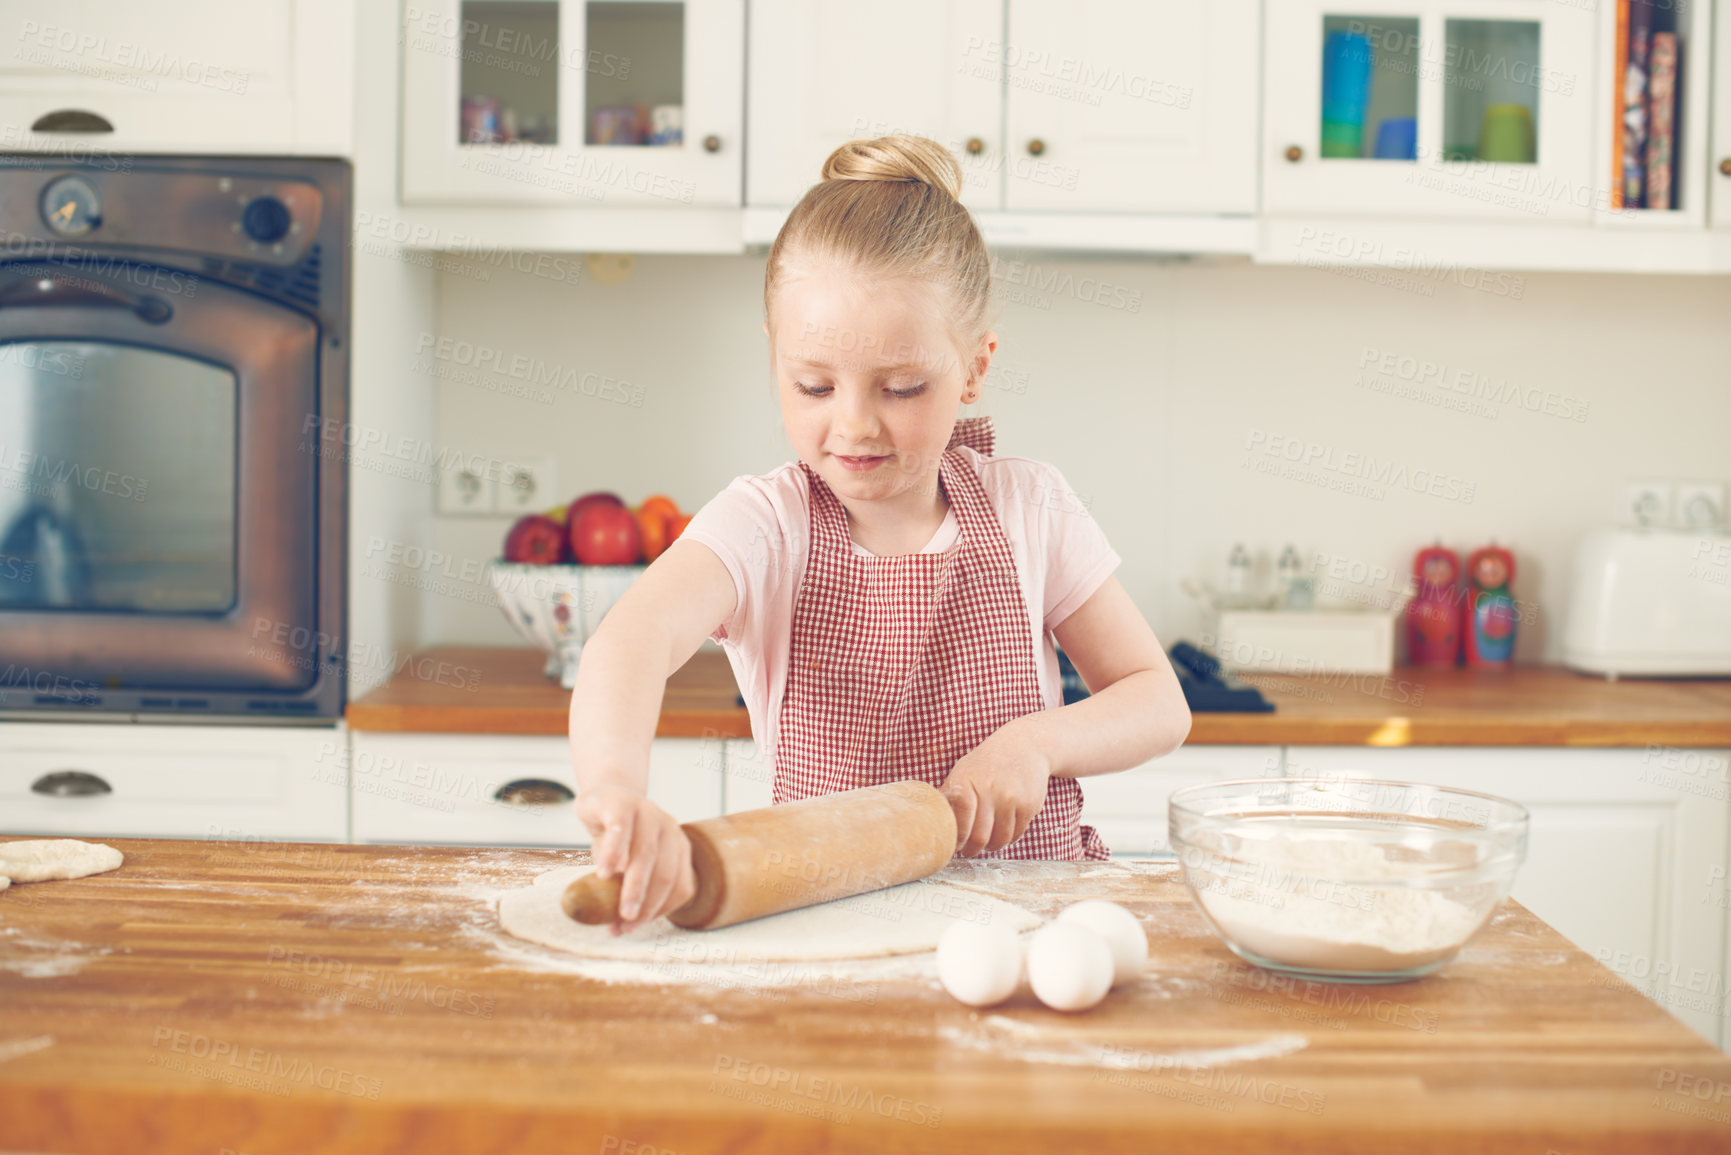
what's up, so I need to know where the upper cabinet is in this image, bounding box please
[1264,1,1597,221]
[747,0,1259,216]
[1001,0,1258,214]
[746,0,1001,212]
[400,0,743,206]
[1713,4,1731,229]
[0,0,353,155]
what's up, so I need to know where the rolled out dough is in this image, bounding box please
[498,866,1043,963]
[0,839,124,890]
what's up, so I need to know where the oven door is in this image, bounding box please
[0,259,322,695]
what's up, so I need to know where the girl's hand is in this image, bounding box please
[575,784,697,935]
[939,720,1054,857]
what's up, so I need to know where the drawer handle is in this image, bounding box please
[494,778,575,807]
[31,770,113,797]
[31,109,115,134]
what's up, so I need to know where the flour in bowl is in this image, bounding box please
[1189,833,1491,973]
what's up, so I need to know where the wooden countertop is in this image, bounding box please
[347,646,1731,747]
[3,837,1728,1154]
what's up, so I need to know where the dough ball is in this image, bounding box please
[1057,900,1148,988]
[1026,922,1114,1012]
[936,922,1023,1007]
[0,839,122,883]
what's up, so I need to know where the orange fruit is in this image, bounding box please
[637,507,672,562]
[638,494,680,523]
[668,513,694,543]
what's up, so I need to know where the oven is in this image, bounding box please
[0,155,349,720]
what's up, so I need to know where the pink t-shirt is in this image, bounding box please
[682,446,1121,767]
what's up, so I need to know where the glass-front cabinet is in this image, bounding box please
[400,0,743,205]
[1263,1,1595,220]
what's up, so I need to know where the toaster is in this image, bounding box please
[1562,528,1731,677]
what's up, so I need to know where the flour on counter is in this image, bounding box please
[495,865,1043,975]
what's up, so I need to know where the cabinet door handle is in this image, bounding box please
[965,137,985,156]
[31,770,114,797]
[1285,145,1304,163]
[703,134,721,153]
[31,109,114,134]
[1719,158,1731,177]
[493,778,576,807]
[1026,138,1045,156]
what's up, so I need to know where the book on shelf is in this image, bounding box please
[1613,0,1682,212]
[1646,31,1677,211]
[1622,0,1654,208]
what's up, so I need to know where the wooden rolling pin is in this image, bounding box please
[561,780,957,930]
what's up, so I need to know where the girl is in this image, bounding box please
[569,135,1191,935]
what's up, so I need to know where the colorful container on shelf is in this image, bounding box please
[1321,31,1373,157]
[1465,545,1519,668]
[1405,545,1463,667]
[1479,103,1536,164]
[1373,116,1417,160]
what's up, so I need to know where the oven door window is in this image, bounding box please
[0,341,237,613]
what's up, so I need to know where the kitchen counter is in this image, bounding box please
[4,837,1730,1154]
[346,646,1731,747]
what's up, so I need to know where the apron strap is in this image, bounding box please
[946,416,995,457]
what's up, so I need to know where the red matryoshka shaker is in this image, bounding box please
[1405,544,1462,667]
[1464,545,1518,668]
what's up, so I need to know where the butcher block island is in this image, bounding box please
[3,838,1729,1154]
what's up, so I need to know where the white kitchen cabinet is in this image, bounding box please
[726,738,1281,861]
[0,722,346,841]
[747,0,1259,223]
[0,0,354,155]
[746,0,1003,212]
[400,0,742,206]
[1712,2,1731,229]
[1002,0,1259,213]
[1263,1,1598,221]
[721,737,772,814]
[348,732,722,845]
[1080,745,1280,857]
[1283,746,1731,1047]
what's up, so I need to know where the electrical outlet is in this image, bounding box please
[1619,480,1672,528]
[437,458,495,516]
[1675,482,1726,530]
[496,456,556,515]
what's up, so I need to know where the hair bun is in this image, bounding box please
[820,135,963,201]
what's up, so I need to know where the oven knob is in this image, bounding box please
[242,196,292,244]
[41,175,102,237]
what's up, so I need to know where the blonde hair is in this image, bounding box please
[764,135,994,358]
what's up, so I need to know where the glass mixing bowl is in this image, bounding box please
[1169,777,1529,983]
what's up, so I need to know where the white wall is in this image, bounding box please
[419,252,1731,664]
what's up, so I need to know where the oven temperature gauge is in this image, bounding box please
[41,176,102,237]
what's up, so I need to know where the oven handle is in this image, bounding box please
[0,276,172,325]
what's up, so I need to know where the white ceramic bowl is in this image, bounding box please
[1170,777,1528,983]
[488,561,645,687]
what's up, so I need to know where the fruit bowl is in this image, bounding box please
[489,561,645,688]
[1169,777,1528,983]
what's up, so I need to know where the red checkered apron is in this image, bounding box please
[773,416,1110,860]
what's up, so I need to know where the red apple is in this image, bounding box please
[571,504,642,565]
[503,513,567,565]
[565,491,625,560]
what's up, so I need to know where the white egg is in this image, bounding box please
[1057,900,1149,988]
[936,921,1024,1007]
[1025,922,1114,1012]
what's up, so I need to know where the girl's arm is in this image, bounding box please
[568,537,738,930]
[1034,574,1190,776]
[942,575,1190,855]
